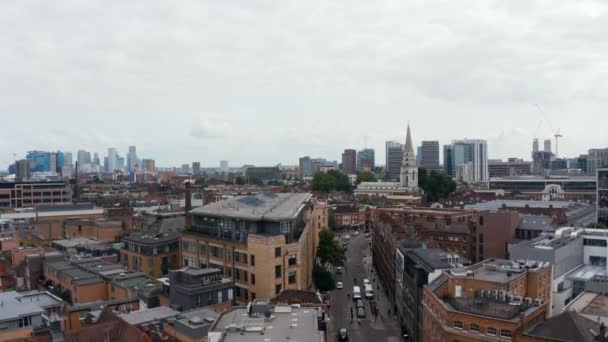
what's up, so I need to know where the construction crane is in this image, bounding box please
[534,104,564,158]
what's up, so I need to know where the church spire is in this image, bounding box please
[404,124,414,153]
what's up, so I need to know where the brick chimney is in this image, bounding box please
[185,181,192,229]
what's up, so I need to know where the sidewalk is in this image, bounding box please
[363,254,399,332]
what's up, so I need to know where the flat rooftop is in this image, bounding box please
[118,306,179,326]
[53,238,101,248]
[191,192,312,221]
[490,175,596,182]
[448,259,548,284]
[122,231,180,245]
[466,200,582,211]
[212,306,324,342]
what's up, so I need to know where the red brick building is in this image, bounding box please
[422,259,553,342]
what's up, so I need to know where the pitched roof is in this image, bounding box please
[63,308,151,342]
[525,310,607,342]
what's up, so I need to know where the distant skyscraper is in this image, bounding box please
[142,159,155,173]
[63,152,73,167]
[386,141,403,180]
[357,148,375,172]
[220,161,229,173]
[341,149,357,175]
[77,150,91,166]
[15,159,30,180]
[181,164,190,174]
[107,148,118,172]
[26,151,63,173]
[299,156,312,178]
[192,162,201,175]
[587,148,608,176]
[92,152,100,166]
[127,146,138,172]
[532,139,539,153]
[443,145,454,177]
[420,141,440,171]
[544,139,552,153]
[116,156,125,171]
[449,139,489,182]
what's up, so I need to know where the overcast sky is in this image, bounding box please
[1,0,607,169]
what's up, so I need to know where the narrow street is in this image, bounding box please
[327,232,402,342]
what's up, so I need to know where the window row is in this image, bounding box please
[453,321,511,338]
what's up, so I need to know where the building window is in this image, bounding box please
[275,247,282,258]
[584,238,608,247]
[250,255,255,266]
[288,254,297,266]
[500,329,512,339]
[288,271,296,284]
[590,256,607,267]
[453,321,463,329]
[470,324,480,333]
[479,216,484,226]
[251,274,256,285]
[184,256,196,267]
[276,284,282,295]
[18,316,31,328]
[235,269,241,281]
[275,265,282,278]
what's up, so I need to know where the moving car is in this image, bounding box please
[353,286,362,300]
[357,307,366,318]
[364,284,374,299]
[363,278,370,286]
[336,266,343,274]
[336,282,344,289]
[356,299,364,309]
[338,328,349,341]
[344,235,351,240]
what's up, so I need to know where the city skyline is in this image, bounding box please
[1,1,608,169]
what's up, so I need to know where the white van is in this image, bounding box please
[353,286,362,300]
[363,278,370,286]
[364,284,374,299]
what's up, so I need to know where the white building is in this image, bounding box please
[356,125,419,197]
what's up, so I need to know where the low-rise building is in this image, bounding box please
[64,218,123,242]
[395,246,467,342]
[169,267,234,311]
[208,299,326,342]
[422,259,552,342]
[181,193,328,302]
[510,227,608,315]
[0,181,72,208]
[121,231,180,278]
[489,175,597,201]
[0,291,46,341]
[163,306,220,342]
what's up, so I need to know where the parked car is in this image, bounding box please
[336,267,343,274]
[356,299,364,309]
[357,307,366,318]
[338,328,349,341]
[363,278,370,286]
[336,282,344,289]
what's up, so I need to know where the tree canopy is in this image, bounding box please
[418,168,457,203]
[356,171,377,184]
[313,265,335,292]
[311,170,353,194]
[317,229,345,266]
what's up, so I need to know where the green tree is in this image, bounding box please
[317,229,345,266]
[248,176,264,186]
[311,170,352,194]
[356,171,377,184]
[313,265,336,292]
[235,177,246,185]
[418,168,457,203]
